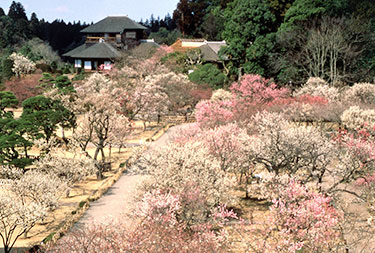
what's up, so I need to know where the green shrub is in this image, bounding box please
[62,65,72,74]
[188,63,226,89]
[161,52,188,73]
[39,72,54,89]
[55,75,71,89]
[2,58,13,79]
[72,72,85,81]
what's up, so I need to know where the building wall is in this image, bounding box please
[181,41,206,48]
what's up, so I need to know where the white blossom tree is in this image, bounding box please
[8,53,36,77]
[73,73,131,178]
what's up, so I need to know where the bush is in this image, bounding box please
[2,59,13,79]
[341,106,375,131]
[210,89,232,102]
[55,75,71,89]
[149,28,182,45]
[72,72,85,81]
[295,77,340,102]
[36,63,52,73]
[132,141,235,226]
[344,82,375,105]
[189,63,226,89]
[161,51,187,73]
[8,53,36,77]
[20,38,62,67]
[62,64,72,74]
[39,72,54,85]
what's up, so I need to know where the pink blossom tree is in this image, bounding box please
[195,100,235,128]
[47,189,237,253]
[247,180,343,252]
[230,74,289,105]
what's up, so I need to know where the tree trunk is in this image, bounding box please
[245,176,250,199]
[109,144,112,161]
[100,148,105,162]
[66,188,71,198]
[97,169,103,180]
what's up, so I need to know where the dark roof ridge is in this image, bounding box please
[81,16,146,33]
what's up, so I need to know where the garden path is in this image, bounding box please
[74,124,191,229]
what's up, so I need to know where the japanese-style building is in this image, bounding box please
[63,16,147,71]
[171,38,227,63]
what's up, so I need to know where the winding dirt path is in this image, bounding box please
[75,124,190,228]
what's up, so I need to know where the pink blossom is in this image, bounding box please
[230,74,289,105]
[195,100,235,128]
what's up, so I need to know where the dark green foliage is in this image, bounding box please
[39,72,54,88]
[39,74,75,94]
[173,0,210,36]
[0,91,35,168]
[0,77,4,91]
[72,72,85,81]
[189,63,226,89]
[0,91,18,117]
[50,61,58,72]
[2,59,13,79]
[0,119,34,168]
[149,28,181,45]
[161,51,189,73]
[171,0,234,38]
[268,0,295,27]
[0,2,88,55]
[21,96,76,143]
[55,75,75,94]
[221,0,277,77]
[7,1,27,21]
[279,0,348,34]
[62,64,72,74]
[55,75,71,89]
[0,118,35,168]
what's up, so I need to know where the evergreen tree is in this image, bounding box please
[7,1,27,21]
[29,12,41,38]
[173,0,209,36]
[221,0,277,76]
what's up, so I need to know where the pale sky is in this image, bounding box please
[0,0,179,24]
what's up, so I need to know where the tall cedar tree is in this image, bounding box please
[173,0,209,36]
[221,0,277,77]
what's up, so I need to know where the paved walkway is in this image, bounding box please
[75,124,189,228]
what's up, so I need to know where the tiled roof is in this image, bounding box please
[63,44,86,57]
[63,42,121,59]
[81,16,146,33]
[170,39,227,62]
[180,38,205,42]
[199,41,227,62]
[171,39,197,52]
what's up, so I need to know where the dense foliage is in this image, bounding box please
[167,0,375,85]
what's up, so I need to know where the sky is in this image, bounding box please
[0,0,179,23]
